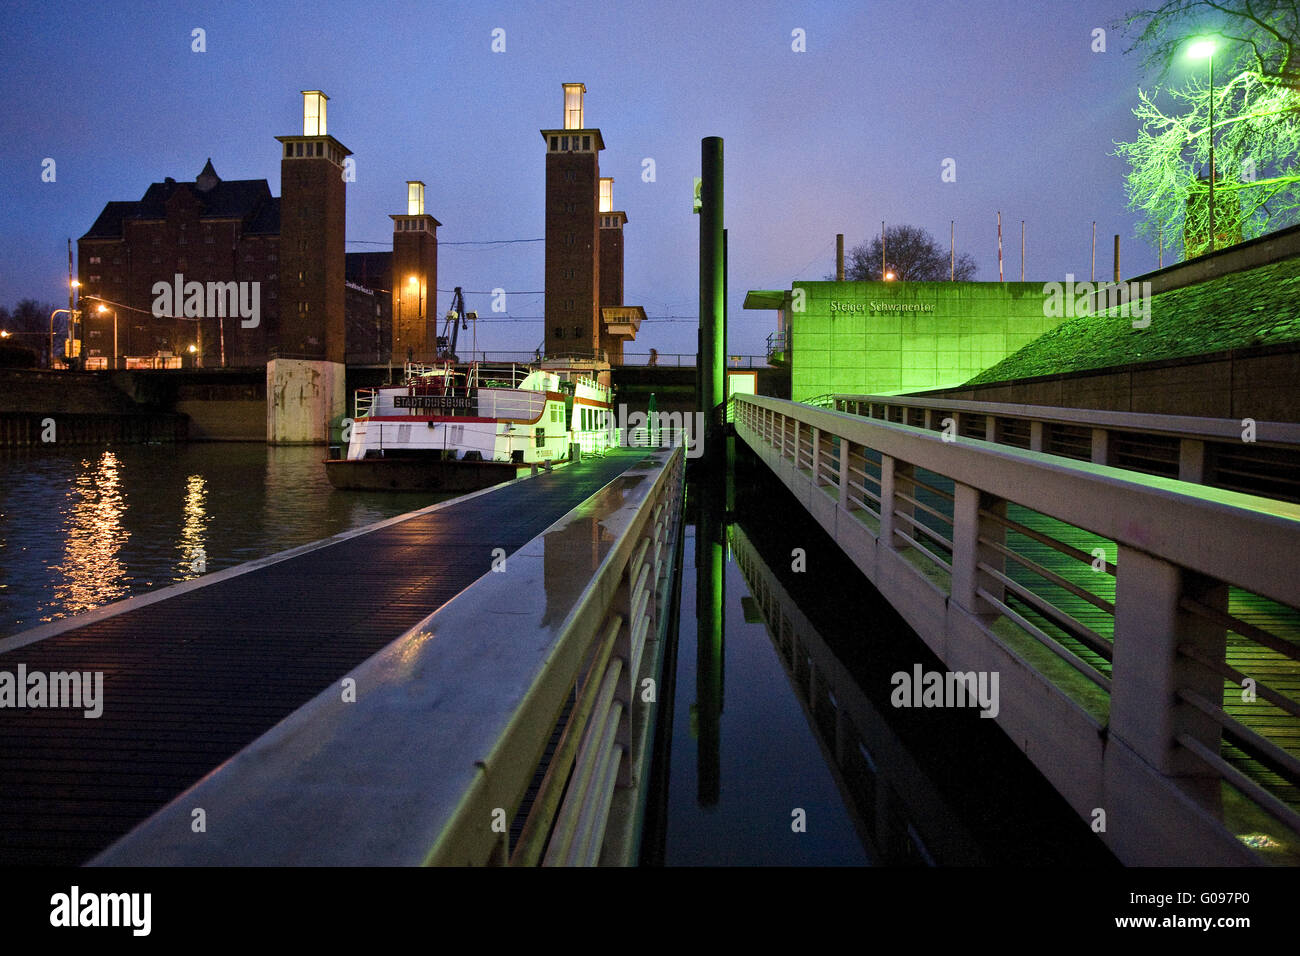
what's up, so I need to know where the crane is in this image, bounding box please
[435,287,476,362]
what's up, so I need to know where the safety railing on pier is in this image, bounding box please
[737,393,1300,863]
[93,446,686,867]
[830,393,1300,503]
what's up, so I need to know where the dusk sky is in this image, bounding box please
[2,0,1206,357]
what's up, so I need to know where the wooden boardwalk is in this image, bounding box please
[0,450,647,865]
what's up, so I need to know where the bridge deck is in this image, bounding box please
[0,450,646,865]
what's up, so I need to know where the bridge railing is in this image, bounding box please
[93,446,686,866]
[737,394,1300,856]
[830,393,1300,502]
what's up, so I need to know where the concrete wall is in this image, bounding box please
[790,281,1065,402]
[267,358,346,445]
[918,343,1300,423]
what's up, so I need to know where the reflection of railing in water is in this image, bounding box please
[735,393,1300,865]
[728,523,983,865]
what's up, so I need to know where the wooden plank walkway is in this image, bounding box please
[0,450,647,865]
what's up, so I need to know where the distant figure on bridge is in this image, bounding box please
[648,348,658,367]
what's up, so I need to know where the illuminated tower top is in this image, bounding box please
[302,90,327,135]
[563,83,585,129]
[541,82,603,152]
[277,89,351,168]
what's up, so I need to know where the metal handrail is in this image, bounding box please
[733,393,1300,854]
[92,446,686,867]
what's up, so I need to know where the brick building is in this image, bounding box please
[77,91,424,369]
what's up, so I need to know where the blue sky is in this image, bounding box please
[0,0,1209,356]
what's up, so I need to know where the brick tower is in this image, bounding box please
[276,90,351,362]
[391,181,440,362]
[269,90,350,444]
[541,83,603,359]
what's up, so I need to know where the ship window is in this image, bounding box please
[535,426,545,448]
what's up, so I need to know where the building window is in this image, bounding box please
[565,233,574,246]
[205,235,215,244]
[553,327,563,340]
[565,298,575,310]
[572,326,581,339]
[583,135,590,150]
[152,256,161,264]
[565,170,576,184]
[89,274,101,282]
[285,143,293,158]
[561,135,569,150]
[550,136,558,151]
[295,142,304,157]
[89,256,101,264]
[267,253,276,262]
[298,302,308,314]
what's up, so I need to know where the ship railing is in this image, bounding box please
[92,445,687,866]
[354,388,378,420]
[479,388,547,422]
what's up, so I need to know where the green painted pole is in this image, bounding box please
[699,137,724,466]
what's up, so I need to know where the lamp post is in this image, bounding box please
[68,279,80,370]
[48,309,73,369]
[1189,37,1218,252]
[96,304,118,370]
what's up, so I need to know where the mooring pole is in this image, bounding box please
[699,136,725,468]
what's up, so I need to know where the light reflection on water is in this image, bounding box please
[54,450,132,616]
[0,443,446,636]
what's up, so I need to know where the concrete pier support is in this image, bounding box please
[267,358,346,445]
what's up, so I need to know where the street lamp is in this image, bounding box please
[1189,36,1218,252]
[48,308,74,369]
[67,280,80,370]
[96,303,118,370]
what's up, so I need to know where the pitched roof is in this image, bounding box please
[966,256,1300,386]
[80,161,276,240]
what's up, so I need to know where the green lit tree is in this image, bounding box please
[1115,1,1300,258]
[841,224,977,281]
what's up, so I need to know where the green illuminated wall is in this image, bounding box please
[786,281,1066,401]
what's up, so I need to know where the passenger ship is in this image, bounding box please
[324,361,615,492]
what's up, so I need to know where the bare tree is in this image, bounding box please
[839,224,977,281]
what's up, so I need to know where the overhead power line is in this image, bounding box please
[346,238,543,247]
